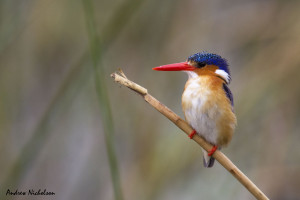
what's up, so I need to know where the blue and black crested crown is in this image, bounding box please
[187,52,230,76]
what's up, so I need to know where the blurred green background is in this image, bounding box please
[1,0,300,200]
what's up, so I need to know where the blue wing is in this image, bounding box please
[222,84,234,109]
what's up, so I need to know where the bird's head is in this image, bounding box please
[153,52,231,83]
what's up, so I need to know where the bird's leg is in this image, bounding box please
[188,130,218,156]
[188,130,197,139]
[207,145,218,156]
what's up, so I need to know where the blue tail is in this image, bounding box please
[203,156,215,168]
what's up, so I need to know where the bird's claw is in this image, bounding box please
[189,130,197,139]
[208,145,218,156]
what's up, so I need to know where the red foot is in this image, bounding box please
[208,145,218,156]
[188,130,197,139]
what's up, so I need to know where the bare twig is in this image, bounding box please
[111,71,269,200]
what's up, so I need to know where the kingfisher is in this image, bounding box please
[153,52,237,167]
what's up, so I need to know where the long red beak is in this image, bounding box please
[152,62,195,71]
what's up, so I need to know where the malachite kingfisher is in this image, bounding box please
[153,52,237,168]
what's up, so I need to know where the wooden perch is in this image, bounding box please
[111,70,269,200]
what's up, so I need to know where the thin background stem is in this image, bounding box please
[82,0,123,199]
[0,1,144,199]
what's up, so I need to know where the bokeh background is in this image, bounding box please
[1,0,300,199]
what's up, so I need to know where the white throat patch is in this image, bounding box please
[185,71,198,78]
[215,69,230,83]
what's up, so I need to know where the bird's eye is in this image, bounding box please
[197,62,206,68]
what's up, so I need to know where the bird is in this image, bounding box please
[153,52,237,167]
